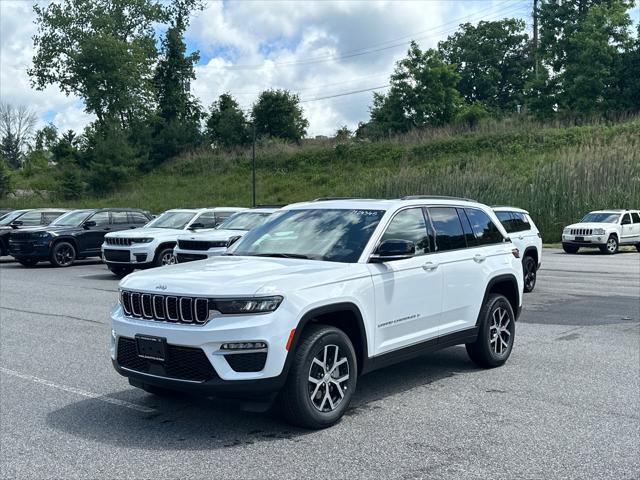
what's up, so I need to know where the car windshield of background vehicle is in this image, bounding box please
[0,210,27,226]
[580,212,621,223]
[146,211,197,229]
[231,208,385,262]
[50,210,94,227]
[218,212,272,231]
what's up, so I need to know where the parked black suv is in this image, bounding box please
[0,208,68,257]
[8,208,152,267]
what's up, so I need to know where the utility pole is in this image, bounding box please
[252,120,256,207]
[533,0,539,79]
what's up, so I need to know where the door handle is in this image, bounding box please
[473,254,486,263]
[422,262,438,271]
[517,235,524,240]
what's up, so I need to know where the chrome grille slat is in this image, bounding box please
[121,290,212,325]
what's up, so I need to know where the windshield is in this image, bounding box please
[50,210,94,227]
[0,210,27,226]
[580,212,621,223]
[231,208,385,262]
[146,211,197,229]
[218,212,273,231]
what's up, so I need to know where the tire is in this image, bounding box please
[562,243,579,254]
[50,241,77,267]
[279,324,357,429]
[154,247,176,267]
[466,294,515,368]
[601,235,618,255]
[0,242,6,257]
[522,255,537,293]
[17,258,39,267]
[108,265,134,278]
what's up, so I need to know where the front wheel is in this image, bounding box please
[154,247,176,267]
[562,243,579,254]
[279,325,357,429]
[50,241,76,267]
[108,265,134,278]
[466,294,515,368]
[600,235,618,255]
[522,256,537,293]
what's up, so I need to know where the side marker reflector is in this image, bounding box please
[286,329,296,351]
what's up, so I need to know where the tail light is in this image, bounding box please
[511,248,520,258]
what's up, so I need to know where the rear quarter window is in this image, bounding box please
[632,212,640,223]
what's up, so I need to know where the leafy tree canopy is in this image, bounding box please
[252,90,309,142]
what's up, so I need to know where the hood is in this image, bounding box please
[106,227,185,239]
[177,228,248,242]
[565,222,616,230]
[120,255,370,296]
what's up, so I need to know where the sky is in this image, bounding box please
[0,0,536,137]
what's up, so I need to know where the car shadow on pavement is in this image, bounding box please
[45,348,477,449]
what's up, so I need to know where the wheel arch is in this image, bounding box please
[523,246,538,266]
[481,274,520,322]
[154,242,177,260]
[51,235,80,252]
[285,302,368,378]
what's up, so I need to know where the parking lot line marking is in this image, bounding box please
[0,366,155,413]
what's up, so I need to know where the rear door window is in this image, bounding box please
[111,212,129,225]
[510,212,531,232]
[495,211,515,233]
[42,212,64,224]
[465,208,505,245]
[428,207,467,251]
[631,212,640,223]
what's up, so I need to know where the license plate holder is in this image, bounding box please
[135,334,167,362]
[575,236,584,242]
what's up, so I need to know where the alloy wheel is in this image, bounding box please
[161,252,176,265]
[55,245,75,266]
[307,344,350,413]
[489,306,512,356]
[606,238,617,253]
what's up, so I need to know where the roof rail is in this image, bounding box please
[253,204,286,209]
[313,197,362,202]
[400,195,477,202]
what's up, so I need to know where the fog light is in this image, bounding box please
[221,342,267,350]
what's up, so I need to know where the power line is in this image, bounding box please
[300,85,390,103]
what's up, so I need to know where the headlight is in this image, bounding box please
[562,228,570,234]
[593,228,605,235]
[34,232,52,239]
[131,238,153,243]
[214,296,283,314]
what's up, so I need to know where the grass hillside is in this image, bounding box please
[7,118,640,243]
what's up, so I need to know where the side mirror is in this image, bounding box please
[189,222,205,230]
[227,235,242,247]
[83,220,96,229]
[369,239,415,263]
[10,220,23,229]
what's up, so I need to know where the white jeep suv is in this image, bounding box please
[173,207,279,263]
[102,207,245,277]
[562,210,640,254]
[110,197,523,428]
[494,207,542,293]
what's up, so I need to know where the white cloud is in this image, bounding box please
[1,0,530,138]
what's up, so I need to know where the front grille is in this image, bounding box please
[117,337,217,382]
[106,237,134,246]
[571,228,593,236]
[176,253,208,263]
[104,249,131,262]
[9,232,33,241]
[177,239,227,251]
[121,290,210,324]
[225,352,268,372]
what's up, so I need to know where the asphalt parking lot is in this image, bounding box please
[1,249,638,479]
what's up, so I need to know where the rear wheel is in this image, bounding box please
[50,241,76,267]
[466,294,515,368]
[154,247,175,267]
[279,324,357,429]
[600,235,618,255]
[562,243,579,254]
[17,258,39,267]
[522,255,537,293]
[107,265,134,278]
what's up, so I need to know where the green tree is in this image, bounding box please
[369,42,461,135]
[0,156,12,198]
[29,0,164,128]
[57,168,84,200]
[335,125,352,141]
[152,0,204,163]
[206,93,250,148]
[439,19,534,114]
[0,133,21,169]
[252,90,308,142]
[615,24,640,111]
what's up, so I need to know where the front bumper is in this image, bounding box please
[8,241,50,259]
[110,303,295,395]
[561,234,606,246]
[102,245,155,266]
[174,246,226,263]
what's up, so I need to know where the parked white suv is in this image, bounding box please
[110,197,523,428]
[493,207,542,293]
[174,207,279,263]
[102,207,245,277]
[562,210,640,254]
